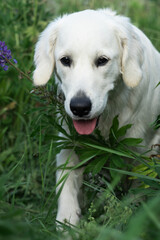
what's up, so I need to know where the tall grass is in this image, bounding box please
[0,0,160,239]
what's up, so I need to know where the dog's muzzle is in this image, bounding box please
[69,95,99,135]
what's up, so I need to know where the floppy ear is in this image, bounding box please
[33,20,59,86]
[115,19,144,88]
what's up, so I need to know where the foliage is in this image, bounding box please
[0,0,160,240]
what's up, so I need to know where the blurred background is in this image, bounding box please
[0,0,160,240]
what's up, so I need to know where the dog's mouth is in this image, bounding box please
[72,117,99,135]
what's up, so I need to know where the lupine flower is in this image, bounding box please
[0,41,17,71]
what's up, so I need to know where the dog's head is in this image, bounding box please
[33,9,144,135]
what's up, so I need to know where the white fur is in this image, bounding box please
[33,9,160,225]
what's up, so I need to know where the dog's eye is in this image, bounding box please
[96,57,109,67]
[60,56,72,67]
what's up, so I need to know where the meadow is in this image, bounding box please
[0,0,160,239]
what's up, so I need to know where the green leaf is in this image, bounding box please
[104,167,160,184]
[111,154,125,168]
[151,114,160,130]
[109,116,133,146]
[83,143,134,158]
[93,155,108,175]
[116,124,132,138]
[120,138,143,146]
[109,115,119,145]
[85,154,109,175]
[0,148,14,162]
[155,164,160,177]
[78,149,101,162]
[48,119,70,138]
[112,115,119,133]
[142,179,160,189]
[50,135,69,141]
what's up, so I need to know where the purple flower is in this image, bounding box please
[0,41,17,71]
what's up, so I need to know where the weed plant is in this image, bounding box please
[0,0,160,239]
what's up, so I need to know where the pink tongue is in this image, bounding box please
[73,118,97,135]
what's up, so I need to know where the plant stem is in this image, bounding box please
[5,58,32,82]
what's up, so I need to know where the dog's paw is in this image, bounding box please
[56,208,81,227]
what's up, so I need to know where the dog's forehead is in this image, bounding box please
[56,11,117,51]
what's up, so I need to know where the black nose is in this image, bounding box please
[70,96,92,117]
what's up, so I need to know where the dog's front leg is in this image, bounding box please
[56,148,83,226]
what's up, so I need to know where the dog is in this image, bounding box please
[33,9,160,225]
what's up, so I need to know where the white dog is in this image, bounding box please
[33,9,160,225]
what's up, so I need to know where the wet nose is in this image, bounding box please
[70,96,92,117]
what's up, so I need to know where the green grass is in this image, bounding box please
[0,0,160,239]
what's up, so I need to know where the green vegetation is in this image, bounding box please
[0,0,160,239]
